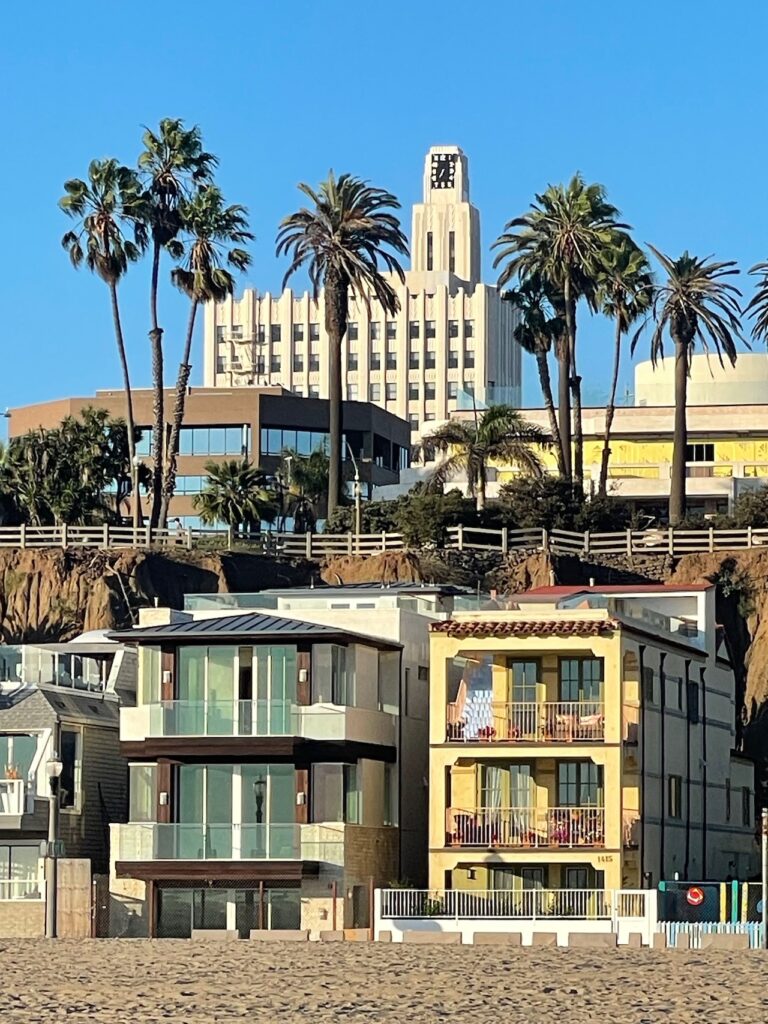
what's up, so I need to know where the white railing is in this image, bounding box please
[447,699,605,743]
[0,778,25,815]
[380,888,611,920]
[0,878,44,901]
[5,522,768,557]
[445,806,605,848]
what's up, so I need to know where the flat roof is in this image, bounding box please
[261,582,472,596]
[109,611,401,651]
[523,584,713,596]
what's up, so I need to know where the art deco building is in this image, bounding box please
[203,146,521,438]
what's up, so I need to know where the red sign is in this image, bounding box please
[686,886,705,906]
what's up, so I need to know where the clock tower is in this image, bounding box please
[411,145,481,286]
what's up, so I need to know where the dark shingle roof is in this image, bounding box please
[109,612,400,650]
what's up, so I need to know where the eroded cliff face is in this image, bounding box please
[0,548,315,641]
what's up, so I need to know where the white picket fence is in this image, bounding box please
[3,521,768,558]
[659,920,764,949]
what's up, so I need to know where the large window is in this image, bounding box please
[559,658,604,702]
[59,727,81,810]
[179,426,247,457]
[0,844,40,892]
[668,775,682,819]
[175,476,205,495]
[0,734,37,780]
[557,762,603,807]
[686,443,715,463]
[312,645,353,705]
[129,764,157,822]
[261,428,330,457]
[509,660,539,703]
[311,763,362,824]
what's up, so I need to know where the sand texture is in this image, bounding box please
[2,940,767,1023]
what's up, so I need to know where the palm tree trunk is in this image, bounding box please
[535,351,565,476]
[149,241,164,529]
[598,319,623,497]
[159,301,198,527]
[324,270,348,516]
[669,333,689,525]
[563,277,583,488]
[108,282,137,466]
[556,337,572,481]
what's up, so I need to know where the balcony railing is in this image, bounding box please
[446,806,605,848]
[0,878,44,900]
[0,778,25,816]
[446,699,604,742]
[381,888,610,920]
[113,822,301,861]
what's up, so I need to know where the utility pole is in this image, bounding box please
[762,807,768,949]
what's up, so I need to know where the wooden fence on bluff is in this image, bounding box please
[2,522,768,559]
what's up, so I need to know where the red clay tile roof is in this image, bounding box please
[430,618,621,639]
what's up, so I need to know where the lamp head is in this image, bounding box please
[46,758,63,780]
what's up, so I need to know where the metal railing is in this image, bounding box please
[446,699,604,742]
[445,806,605,848]
[0,778,25,815]
[0,878,44,900]
[380,887,610,920]
[5,522,768,557]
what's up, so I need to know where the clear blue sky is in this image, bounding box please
[2,0,766,413]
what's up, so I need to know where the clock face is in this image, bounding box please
[430,153,457,190]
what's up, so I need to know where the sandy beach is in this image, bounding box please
[1,940,766,1024]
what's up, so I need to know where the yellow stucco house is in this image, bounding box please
[428,584,756,895]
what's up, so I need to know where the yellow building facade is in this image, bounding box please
[427,585,756,895]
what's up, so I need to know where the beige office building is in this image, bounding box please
[204,146,521,438]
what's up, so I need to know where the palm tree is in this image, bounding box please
[635,249,743,524]
[493,175,630,485]
[276,172,408,515]
[138,118,217,527]
[193,459,277,534]
[503,277,566,475]
[596,240,654,496]
[59,159,146,472]
[280,447,330,532]
[158,186,253,526]
[417,405,548,511]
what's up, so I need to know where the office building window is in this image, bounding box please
[370,322,381,341]
[425,382,436,401]
[348,349,359,371]
[725,779,731,821]
[409,321,420,340]
[293,354,304,372]
[215,326,226,342]
[386,383,397,401]
[464,349,475,368]
[408,383,420,401]
[261,428,329,457]
[686,443,715,462]
[424,412,436,422]
[425,320,436,339]
[369,383,381,402]
[257,325,265,343]
[386,344,397,370]
[292,386,303,396]
[270,354,281,374]
[175,475,206,495]
[370,350,381,370]
[448,381,458,399]
[308,385,320,398]
[448,320,459,338]
[425,347,436,370]
[409,414,419,431]
[309,355,320,372]
[743,787,752,827]
[642,666,655,705]
[347,383,359,401]
[464,319,474,338]
[179,426,247,457]
[668,776,682,819]
[270,325,281,344]
[448,350,459,369]
[386,321,397,340]
[216,357,226,373]
[426,232,433,271]
[449,231,456,272]
[292,324,304,343]
[463,381,475,396]
[347,322,358,341]
[687,680,699,723]
[409,349,420,370]
[309,323,320,341]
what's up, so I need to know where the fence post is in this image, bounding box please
[501,526,509,555]
[332,879,338,932]
[347,533,354,556]
[306,532,313,560]
[709,526,715,553]
[186,528,193,551]
[102,523,110,549]
[540,528,549,553]
[368,877,375,941]
[667,526,674,556]
[60,523,68,550]
[748,524,753,549]
[144,523,152,548]
[19,523,26,550]
[457,524,464,551]
[626,528,632,557]
[381,531,387,552]
[227,525,234,550]
[583,530,590,555]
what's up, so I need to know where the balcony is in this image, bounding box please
[445,806,605,848]
[446,700,604,743]
[121,701,395,748]
[0,778,25,817]
[112,822,346,865]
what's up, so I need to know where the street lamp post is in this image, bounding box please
[45,756,63,939]
[344,443,362,552]
[131,455,143,537]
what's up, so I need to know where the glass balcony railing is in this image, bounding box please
[148,700,294,737]
[0,646,109,692]
[114,822,300,860]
